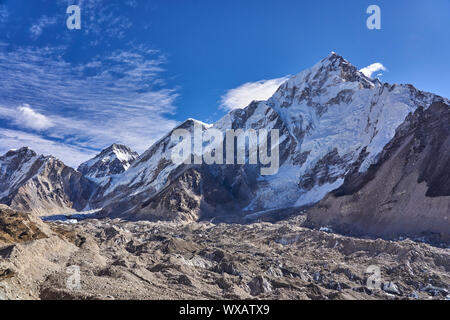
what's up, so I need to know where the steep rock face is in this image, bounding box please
[93,119,212,220]
[103,164,260,222]
[306,102,450,242]
[98,53,447,221]
[96,102,295,221]
[78,144,138,179]
[95,118,261,221]
[0,148,95,216]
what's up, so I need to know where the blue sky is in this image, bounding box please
[0,0,449,166]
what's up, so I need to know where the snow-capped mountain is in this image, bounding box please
[91,119,216,220]
[306,101,450,241]
[0,147,95,215]
[95,52,448,222]
[239,52,446,210]
[1,53,448,241]
[78,144,138,179]
[0,147,38,199]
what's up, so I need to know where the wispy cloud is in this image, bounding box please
[15,104,53,131]
[220,76,290,111]
[30,15,58,39]
[0,44,179,166]
[56,0,134,41]
[0,128,95,167]
[0,5,8,25]
[360,63,387,78]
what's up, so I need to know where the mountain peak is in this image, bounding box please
[78,144,138,179]
[274,53,378,102]
[102,143,135,156]
[316,52,375,86]
[323,51,346,63]
[0,146,93,215]
[2,146,37,161]
[182,118,212,128]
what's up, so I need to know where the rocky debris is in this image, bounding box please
[213,261,241,276]
[0,268,15,281]
[177,275,193,286]
[0,213,448,300]
[216,276,233,291]
[382,282,401,295]
[266,266,283,278]
[0,237,78,299]
[0,204,48,244]
[325,281,347,292]
[248,276,272,296]
[421,284,449,297]
[39,287,100,300]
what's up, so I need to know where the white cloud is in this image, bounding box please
[15,104,53,131]
[0,44,179,166]
[0,129,96,167]
[359,63,387,78]
[30,16,58,39]
[220,76,290,111]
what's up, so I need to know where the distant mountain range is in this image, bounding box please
[1,53,448,242]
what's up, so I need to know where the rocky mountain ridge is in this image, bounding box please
[91,52,449,229]
[0,53,448,242]
[0,147,95,216]
[78,144,138,179]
